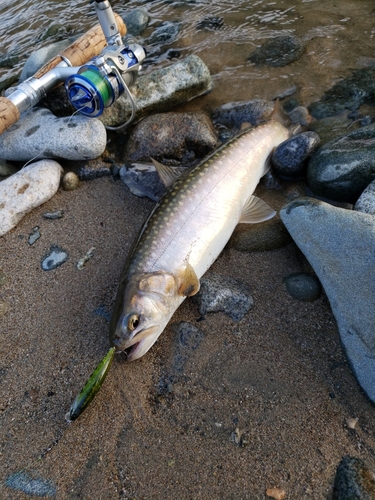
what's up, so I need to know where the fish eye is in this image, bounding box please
[128,314,140,331]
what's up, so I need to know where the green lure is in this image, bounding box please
[67,347,115,421]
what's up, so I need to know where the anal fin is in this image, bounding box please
[151,158,185,188]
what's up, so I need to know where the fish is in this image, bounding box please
[109,113,290,361]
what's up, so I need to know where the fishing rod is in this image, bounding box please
[0,0,146,134]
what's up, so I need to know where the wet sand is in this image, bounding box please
[1,174,375,499]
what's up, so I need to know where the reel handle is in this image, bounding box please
[34,12,126,79]
[0,97,20,135]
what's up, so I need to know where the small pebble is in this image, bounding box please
[28,226,41,245]
[284,272,322,302]
[0,300,10,317]
[41,246,68,271]
[230,427,249,447]
[43,210,64,220]
[266,487,286,500]
[62,171,79,191]
[346,417,359,429]
[77,247,95,270]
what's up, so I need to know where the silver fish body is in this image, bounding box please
[110,120,289,360]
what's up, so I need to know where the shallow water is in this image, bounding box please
[1,0,375,111]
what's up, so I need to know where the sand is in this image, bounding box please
[1,171,375,499]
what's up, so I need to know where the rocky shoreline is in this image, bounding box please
[1,6,375,499]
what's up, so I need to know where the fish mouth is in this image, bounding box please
[123,338,147,361]
[114,325,160,361]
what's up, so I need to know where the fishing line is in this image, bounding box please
[21,96,96,170]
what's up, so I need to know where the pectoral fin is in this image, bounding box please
[151,158,185,188]
[176,262,200,297]
[239,195,276,224]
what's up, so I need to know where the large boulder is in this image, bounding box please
[307,124,375,203]
[280,197,375,403]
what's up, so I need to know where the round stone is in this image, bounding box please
[62,171,79,191]
[284,272,322,302]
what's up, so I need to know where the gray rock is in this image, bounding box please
[287,106,314,127]
[145,21,181,47]
[19,39,72,82]
[248,35,306,67]
[196,16,224,31]
[307,124,375,203]
[0,53,20,68]
[272,132,320,179]
[122,8,149,36]
[309,112,361,145]
[0,107,106,162]
[39,84,75,117]
[354,179,375,214]
[228,183,306,252]
[28,227,41,246]
[280,197,375,403]
[41,246,69,271]
[195,273,253,321]
[308,68,375,119]
[100,55,213,129]
[122,111,219,164]
[6,471,56,497]
[283,272,322,302]
[332,456,375,500]
[43,210,64,220]
[77,159,112,181]
[212,99,274,131]
[0,160,63,237]
[228,216,292,252]
[120,163,166,202]
[0,74,19,93]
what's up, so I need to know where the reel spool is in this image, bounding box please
[65,65,120,117]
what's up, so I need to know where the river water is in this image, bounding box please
[1,0,375,111]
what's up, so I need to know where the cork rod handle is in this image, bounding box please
[34,13,126,78]
[0,97,20,135]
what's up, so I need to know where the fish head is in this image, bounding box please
[110,271,180,361]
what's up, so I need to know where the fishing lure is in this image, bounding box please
[66,347,115,421]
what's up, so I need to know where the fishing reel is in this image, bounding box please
[0,0,146,134]
[65,0,146,129]
[65,42,145,129]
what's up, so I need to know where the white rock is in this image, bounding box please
[0,160,63,237]
[0,107,107,161]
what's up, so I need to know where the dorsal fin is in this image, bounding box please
[270,99,291,127]
[239,195,276,224]
[150,158,184,188]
